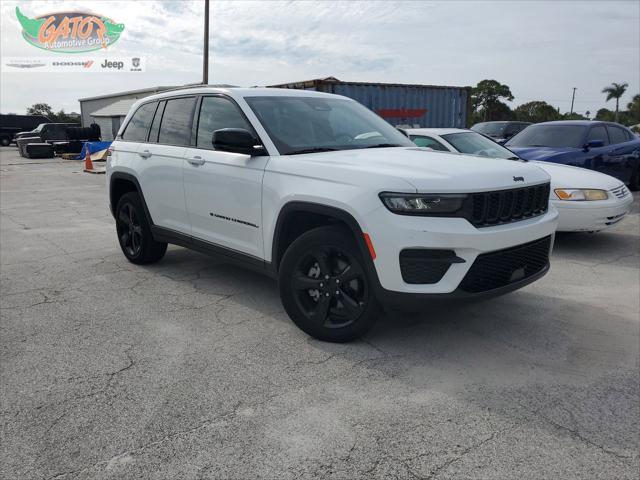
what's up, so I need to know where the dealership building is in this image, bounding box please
[78,78,473,140]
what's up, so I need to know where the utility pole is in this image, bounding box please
[570,87,577,115]
[203,0,209,84]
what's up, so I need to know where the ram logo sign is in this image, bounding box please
[15,7,125,53]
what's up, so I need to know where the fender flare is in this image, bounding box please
[270,201,381,287]
[109,171,154,225]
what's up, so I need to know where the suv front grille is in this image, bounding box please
[469,183,550,227]
[459,235,551,293]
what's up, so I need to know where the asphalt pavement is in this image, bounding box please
[1,146,638,479]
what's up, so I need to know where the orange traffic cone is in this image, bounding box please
[84,149,94,171]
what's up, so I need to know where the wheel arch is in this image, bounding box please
[271,202,380,285]
[109,172,154,225]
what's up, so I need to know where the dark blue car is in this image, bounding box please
[505,120,640,190]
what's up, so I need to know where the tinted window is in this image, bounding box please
[245,96,413,154]
[471,122,506,136]
[197,96,255,149]
[442,132,519,160]
[506,125,585,148]
[607,126,629,145]
[148,101,165,143]
[410,135,448,151]
[158,97,196,146]
[122,102,157,141]
[586,126,609,146]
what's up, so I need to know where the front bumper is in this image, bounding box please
[553,196,633,232]
[361,205,559,295]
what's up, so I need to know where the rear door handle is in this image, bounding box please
[187,155,205,166]
[138,149,152,159]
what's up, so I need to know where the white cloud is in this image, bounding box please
[1,0,638,117]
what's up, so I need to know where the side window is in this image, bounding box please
[411,135,449,151]
[586,126,609,146]
[122,102,157,142]
[196,96,255,149]
[607,126,629,145]
[148,101,166,143]
[158,97,196,146]
[504,124,520,136]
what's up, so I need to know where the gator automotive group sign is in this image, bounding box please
[15,6,125,53]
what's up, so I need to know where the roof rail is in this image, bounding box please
[159,83,239,94]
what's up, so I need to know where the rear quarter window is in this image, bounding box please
[122,102,157,142]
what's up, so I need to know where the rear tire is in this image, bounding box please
[278,225,380,342]
[115,192,167,264]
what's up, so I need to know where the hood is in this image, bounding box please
[272,147,550,193]
[508,146,575,161]
[531,161,624,190]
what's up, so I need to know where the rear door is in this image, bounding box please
[122,97,196,235]
[183,95,269,259]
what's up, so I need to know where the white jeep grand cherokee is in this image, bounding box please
[107,87,558,342]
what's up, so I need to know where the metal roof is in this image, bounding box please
[78,86,175,102]
[90,98,138,117]
[269,76,471,91]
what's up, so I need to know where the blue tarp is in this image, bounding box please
[75,141,112,160]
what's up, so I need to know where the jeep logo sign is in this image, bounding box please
[513,176,524,182]
[101,60,124,70]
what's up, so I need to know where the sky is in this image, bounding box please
[1,0,638,117]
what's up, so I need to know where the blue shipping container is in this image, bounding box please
[269,77,472,128]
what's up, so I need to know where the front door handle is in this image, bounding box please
[187,156,205,166]
[138,149,152,159]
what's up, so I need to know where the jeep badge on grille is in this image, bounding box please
[513,176,524,182]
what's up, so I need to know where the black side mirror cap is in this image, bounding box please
[212,128,266,155]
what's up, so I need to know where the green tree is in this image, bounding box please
[601,82,628,123]
[514,101,560,123]
[54,109,76,123]
[627,94,640,124]
[595,108,615,121]
[26,103,54,119]
[472,80,514,122]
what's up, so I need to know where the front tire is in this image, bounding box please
[278,226,380,342]
[115,192,167,264]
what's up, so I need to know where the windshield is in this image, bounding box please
[244,96,414,155]
[442,132,519,160]
[505,124,585,148]
[471,122,506,136]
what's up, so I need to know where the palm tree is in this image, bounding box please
[602,82,628,123]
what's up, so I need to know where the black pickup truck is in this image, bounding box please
[0,114,51,146]
[16,123,101,158]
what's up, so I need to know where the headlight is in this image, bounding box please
[379,192,467,215]
[554,189,608,201]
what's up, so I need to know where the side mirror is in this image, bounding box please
[212,128,266,155]
[584,139,604,150]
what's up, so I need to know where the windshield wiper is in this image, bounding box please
[361,143,404,149]
[284,147,338,155]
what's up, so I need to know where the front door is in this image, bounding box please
[183,95,269,259]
